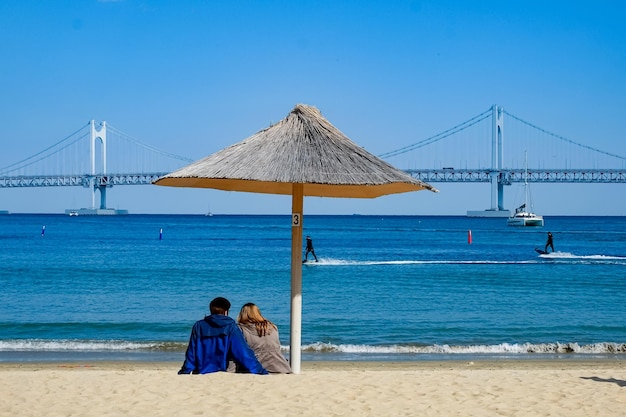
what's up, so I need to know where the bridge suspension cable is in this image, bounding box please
[106,125,194,163]
[378,108,492,159]
[0,122,90,174]
[503,110,626,161]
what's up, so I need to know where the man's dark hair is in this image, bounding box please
[210,297,231,315]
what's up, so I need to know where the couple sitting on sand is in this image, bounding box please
[178,297,291,375]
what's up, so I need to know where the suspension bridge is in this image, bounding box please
[1,105,625,215]
[0,121,193,215]
[380,105,626,216]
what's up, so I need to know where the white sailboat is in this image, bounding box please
[507,152,544,227]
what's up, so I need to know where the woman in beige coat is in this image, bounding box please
[237,303,292,374]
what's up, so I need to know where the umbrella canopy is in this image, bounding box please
[154,104,437,373]
[155,104,437,197]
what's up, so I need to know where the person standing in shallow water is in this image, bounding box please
[304,235,318,262]
[545,232,554,253]
[237,303,291,374]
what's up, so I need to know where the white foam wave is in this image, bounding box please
[0,339,161,351]
[4,340,626,355]
[300,341,626,355]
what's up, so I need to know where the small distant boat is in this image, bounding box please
[507,204,544,227]
[508,152,544,227]
[68,210,79,217]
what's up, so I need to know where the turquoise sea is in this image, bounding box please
[1,214,625,363]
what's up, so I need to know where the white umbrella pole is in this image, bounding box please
[290,183,304,374]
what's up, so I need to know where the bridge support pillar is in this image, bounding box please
[90,121,107,209]
[68,121,127,215]
[98,185,107,209]
[491,105,505,211]
[467,105,510,217]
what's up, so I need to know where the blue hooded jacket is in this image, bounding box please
[178,314,268,375]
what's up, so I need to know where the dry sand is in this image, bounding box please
[1,360,625,416]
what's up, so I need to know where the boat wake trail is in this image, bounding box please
[539,252,626,262]
[309,255,626,266]
[309,258,539,266]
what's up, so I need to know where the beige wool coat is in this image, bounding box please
[238,323,292,374]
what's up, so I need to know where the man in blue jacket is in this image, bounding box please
[178,297,268,375]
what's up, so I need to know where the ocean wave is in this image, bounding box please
[0,339,187,352]
[3,339,626,356]
[299,341,626,355]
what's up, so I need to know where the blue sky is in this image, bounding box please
[1,0,625,215]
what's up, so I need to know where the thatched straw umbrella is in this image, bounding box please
[154,104,437,373]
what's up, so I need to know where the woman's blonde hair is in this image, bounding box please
[237,303,277,337]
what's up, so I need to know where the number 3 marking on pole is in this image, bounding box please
[292,213,301,227]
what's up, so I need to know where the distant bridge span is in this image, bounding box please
[3,168,625,191]
[407,168,626,184]
[1,106,625,214]
[0,173,165,188]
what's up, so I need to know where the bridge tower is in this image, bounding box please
[491,104,505,211]
[467,105,511,217]
[68,121,127,215]
[90,120,108,210]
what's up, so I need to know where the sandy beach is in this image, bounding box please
[1,360,625,416]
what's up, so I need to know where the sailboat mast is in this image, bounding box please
[524,150,529,209]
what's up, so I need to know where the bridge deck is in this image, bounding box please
[1,169,626,188]
[0,173,166,188]
[406,168,626,184]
